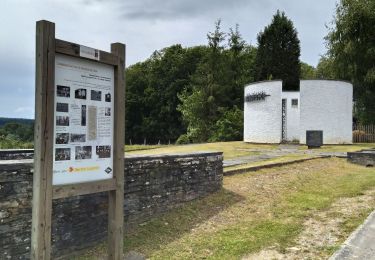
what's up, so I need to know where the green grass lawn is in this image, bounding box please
[0,140,33,149]
[125,141,278,159]
[77,158,375,259]
[125,144,166,152]
[125,141,375,160]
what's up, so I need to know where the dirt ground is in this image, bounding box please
[244,188,375,260]
[77,158,375,259]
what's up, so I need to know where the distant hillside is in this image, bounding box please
[0,117,34,127]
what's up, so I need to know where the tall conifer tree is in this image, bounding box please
[255,10,301,90]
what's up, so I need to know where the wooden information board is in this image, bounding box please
[31,20,125,259]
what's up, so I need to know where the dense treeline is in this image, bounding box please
[0,122,34,148]
[0,117,34,127]
[125,44,208,144]
[125,21,258,144]
[322,0,375,124]
[177,22,257,143]
[3,3,373,147]
[308,0,375,124]
[125,13,303,144]
[125,3,375,144]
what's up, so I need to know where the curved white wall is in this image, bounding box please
[244,81,282,143]
[300,80,353,144]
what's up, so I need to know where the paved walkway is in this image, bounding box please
[330,210,375,259]
[223,144,347,167]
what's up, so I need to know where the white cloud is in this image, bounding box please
[0,0,337,118]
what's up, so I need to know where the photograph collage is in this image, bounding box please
[54,84,112,162]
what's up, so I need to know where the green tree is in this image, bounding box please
[316,56,336,79]
[326,0,375,123]
[0,122,34,148]
[178,21,255,142]
[1,122,33,142]
[210,106,243,142]
[125,45,206,143]
[254,10,301,90]
[300,62,316,79]
[227,24,256,108]
[178,88,210,142]
[178,20,227,142]
[125,61,150,143]
[126,21,256,144]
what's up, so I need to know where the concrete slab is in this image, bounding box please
[223,144,347,168]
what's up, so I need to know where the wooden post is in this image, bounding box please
[32,20,126,259]
[108,43,126,259]
[31,20,55,260]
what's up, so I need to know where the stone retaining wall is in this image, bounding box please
[0,149,34,160]
[347,151,375,167]
[0,151,223,259]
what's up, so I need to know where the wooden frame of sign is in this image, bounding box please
[31,20,125,259]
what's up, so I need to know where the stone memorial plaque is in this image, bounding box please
[306,130,323,148]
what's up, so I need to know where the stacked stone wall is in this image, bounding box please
[347,151,375,167]
[0,151,223,258]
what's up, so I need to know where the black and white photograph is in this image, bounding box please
[81,105,86,126]
[70,133,86,142]
[55,148,71,161]
[75,146,92,160]
[105,92,111,102]
[96,145,111,158]
[105,107,111,116]
[55,133,69,144]
[75,88,87,99]
[56,102,69,113]
[56,116,69,126]
[56,85,70,97]
[91,90,102,101]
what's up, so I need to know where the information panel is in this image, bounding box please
[53,54,114,185]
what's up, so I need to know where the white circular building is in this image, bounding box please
[244,80,353,144]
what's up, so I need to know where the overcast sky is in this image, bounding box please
[0,0,337,119]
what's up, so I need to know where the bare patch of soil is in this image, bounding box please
[243,189,375,260]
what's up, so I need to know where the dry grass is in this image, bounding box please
[126,142,375,161]
[125,144,166,152]
[245,189,375,259]
[126,141,278,160]
[77,158,375,259]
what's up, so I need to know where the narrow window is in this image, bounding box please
[291,99,298,107]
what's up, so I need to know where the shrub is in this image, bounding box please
[210,107,243,142]
[176,134,191,144]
